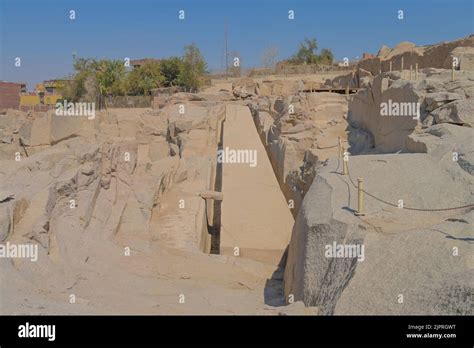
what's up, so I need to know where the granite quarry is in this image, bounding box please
[0,36,473,315]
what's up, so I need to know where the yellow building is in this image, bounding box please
[43,80,66,94]
[17,79,67,107]
[35,83,46,93]
[43,94,62,105]
[20,94,40,106]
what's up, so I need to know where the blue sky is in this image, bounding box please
[1,0,473,89]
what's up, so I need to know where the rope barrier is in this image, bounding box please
[336,143,474,212]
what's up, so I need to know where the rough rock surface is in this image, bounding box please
[248,92,348,216]
[282,56,473,315]
[0,99,257,314]
[284,155,473,314]
[347,69,474,153]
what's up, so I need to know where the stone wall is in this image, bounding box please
[106,95,152,108]
[359,35,474,76]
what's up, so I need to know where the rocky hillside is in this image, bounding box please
[283,67,474,314]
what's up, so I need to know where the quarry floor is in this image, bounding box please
[0,101,305,315]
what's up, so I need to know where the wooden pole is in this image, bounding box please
[415,63,418,80]
[342,147,348,175]
[389,61,392,72]
[355,178,365,216]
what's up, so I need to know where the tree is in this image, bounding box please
[178,43,207,92]
[60,58,95,103]
[61,57,126,108]
[291,38,319,64]
[125,61,164,96]
[160,57,183,87]
[62,43,209,100]
[318,48,334,65]
[60,74,86,103]
[287,38,334,66]
[261,46,279,69]
[93,59,126,97]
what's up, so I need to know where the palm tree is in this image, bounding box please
[92,60,125,109]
